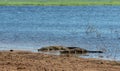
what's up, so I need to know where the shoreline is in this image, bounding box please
[0,50,120,71]
[0,2,120,6]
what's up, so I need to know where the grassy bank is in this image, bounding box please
[0,1,120,6]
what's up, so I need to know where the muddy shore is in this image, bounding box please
[0,50,120,71]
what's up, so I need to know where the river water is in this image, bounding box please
[0,6,120,61]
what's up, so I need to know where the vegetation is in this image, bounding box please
[0,0,120,6]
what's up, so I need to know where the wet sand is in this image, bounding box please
[0,50,120,71]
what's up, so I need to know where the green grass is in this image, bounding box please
[0,0,120,6]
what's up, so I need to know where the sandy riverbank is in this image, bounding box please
[0,50,120,71]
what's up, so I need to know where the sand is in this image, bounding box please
[0,50,120,71]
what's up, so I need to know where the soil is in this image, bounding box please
[0,50,120,71]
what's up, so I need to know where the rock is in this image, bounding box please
[10,50,14,52]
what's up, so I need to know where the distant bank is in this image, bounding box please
[0,2,120,6]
